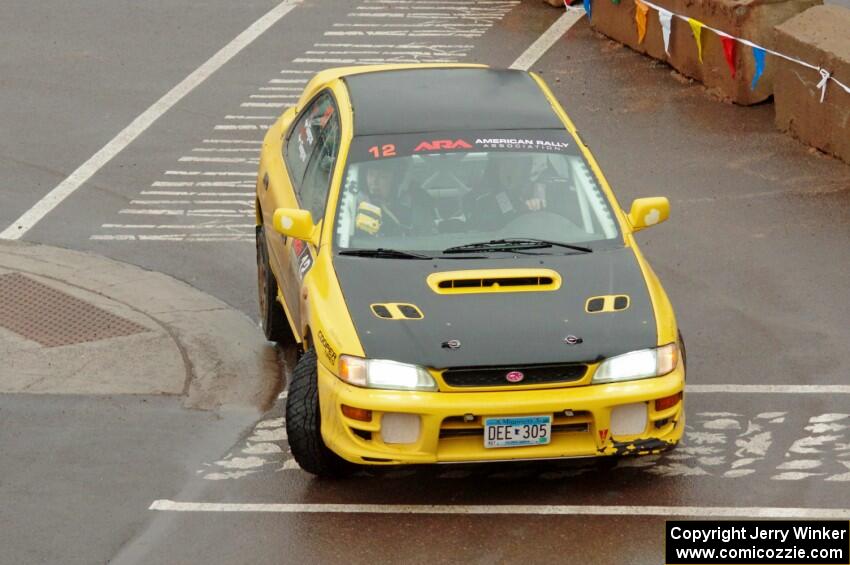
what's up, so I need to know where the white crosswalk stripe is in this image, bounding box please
[92,0,518,243]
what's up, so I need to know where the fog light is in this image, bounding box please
[655,392,682,412]
[610,403,648,436]
[381,413,421,444]
[341,405,372,422]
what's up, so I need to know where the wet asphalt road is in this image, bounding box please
[2,0,850,563]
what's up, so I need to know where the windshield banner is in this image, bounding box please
[351,130,579,162]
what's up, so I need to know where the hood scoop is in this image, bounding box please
[427,269,562,295]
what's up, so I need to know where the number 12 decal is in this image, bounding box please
[368,144,396,159]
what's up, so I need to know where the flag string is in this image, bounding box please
[628,0,850,101]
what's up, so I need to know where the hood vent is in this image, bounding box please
[427,269,561,294]
[371,303,423,320]
[585,295,630,313]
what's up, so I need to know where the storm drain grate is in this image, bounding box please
[0,272,149,347]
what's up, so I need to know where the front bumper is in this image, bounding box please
[318,362,684,465]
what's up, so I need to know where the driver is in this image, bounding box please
[355,161,436,237]
[465,153,547,230]
[354,162,407,236]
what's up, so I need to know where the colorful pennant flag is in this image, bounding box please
[658,9,673,56]
[751,46,766,91]
[584,0,592,21]
[635,0,650,44]
[688,18,705,63]
[720,36,736,78]
[619,0,850,103]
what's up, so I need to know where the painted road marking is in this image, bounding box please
[151,181,253,187]
[192,148,260,152]
[149,500,850,519]
[242,102,288,108]
[131,200,253,205]
[192,148,260,153]
[92,234,252,242]
[141,192,253,197]
[294,57,455,64]
[92,0,516,243]
[510,7,585,71]
[688,385,850,394]
[102,224,254,229]
[202,139,262,144]
[250,94,300,99]
[224,115,276,120]
[214,124,270,130]
[1,0,302,240]
[311,42,474,50]
[164,171,255,176]
[178,156,258,163]
[119,209,184,216]
[200,407,850,483]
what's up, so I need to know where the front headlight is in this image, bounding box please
[337,355,438,391]
[592,343,679,384]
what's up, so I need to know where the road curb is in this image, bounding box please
[0,240,279,411]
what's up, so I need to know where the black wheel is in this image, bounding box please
[256,226,296,345]
[285,349,356,478]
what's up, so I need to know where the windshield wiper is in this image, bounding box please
[442,238,593,254]
[338,248,431,259]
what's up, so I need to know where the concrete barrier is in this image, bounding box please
[589,0,820,105]
[774,5,850,164]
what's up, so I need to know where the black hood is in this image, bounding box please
[333,247,657,369]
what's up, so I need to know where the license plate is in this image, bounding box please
[483,415,551,448]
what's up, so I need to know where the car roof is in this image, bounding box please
[342,68,564,136]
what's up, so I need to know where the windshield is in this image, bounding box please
[333,130,621,253]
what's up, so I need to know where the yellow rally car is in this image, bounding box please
[255,64,685,477]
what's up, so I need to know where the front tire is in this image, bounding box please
[256,226,295,345]
[285,349,356,478]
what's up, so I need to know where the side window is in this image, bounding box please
[284,92,334,191]
[299,103,340,219]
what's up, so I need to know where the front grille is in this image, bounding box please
[441,363,587,387]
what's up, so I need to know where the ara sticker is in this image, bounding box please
[413,139,472,152]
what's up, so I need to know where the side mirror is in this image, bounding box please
[273,208,319,246]
[627,197,670,232]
